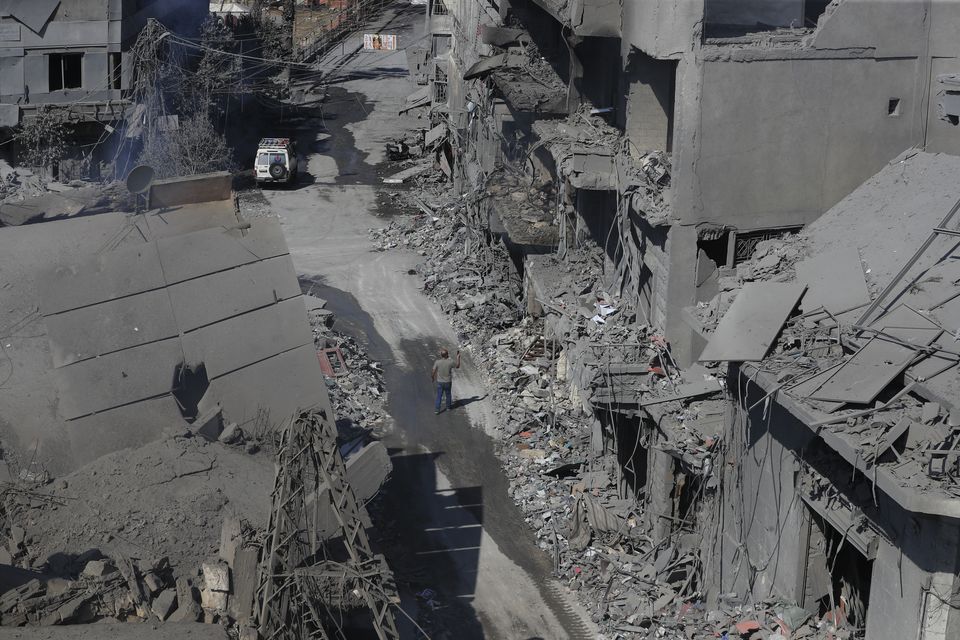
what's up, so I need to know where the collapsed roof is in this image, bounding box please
[0,173,328,474]
[691,150,960,516]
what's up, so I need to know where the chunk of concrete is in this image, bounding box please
[202,560,230,593]
[152,588,177,622]
[201,588,228,612]
[82,559,117,578]
[218,422,243,445]
[168,577,201,622]
[143,572,162,595]
[194,406,224,441]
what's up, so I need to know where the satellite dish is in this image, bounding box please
[126,165,156,195]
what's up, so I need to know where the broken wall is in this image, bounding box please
[704,0,803,28]
[150,172,233,208]
[923,1,960,154]
[619,50,676,154]
[709,378,813,605]
[621,0,702,59]
[690,56,919,230]
[713,368,960,640]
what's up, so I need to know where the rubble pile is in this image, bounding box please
[313,325,390,437]
[0,553,179,626]
[0,165,48,202]
[303,293,389,437]
[369,164,874,638]
[371,199,520,330]
[622,149,672,224]
[0,435,268,631]
[367,193,718,637]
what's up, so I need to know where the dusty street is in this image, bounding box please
[255,5,594,639]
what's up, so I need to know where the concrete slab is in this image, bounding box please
[698,282,807,362]
[206,344,329,428]
[37,242,166,315]
[181,297,313,379]
[55,338,184,420]
[44,288,179,368]
[167,255,302,331]
[797,247,870,314]
[156,221,290,285]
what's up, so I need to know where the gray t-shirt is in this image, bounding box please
[434,357,456,383]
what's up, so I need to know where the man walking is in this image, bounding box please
[431,348,461,414]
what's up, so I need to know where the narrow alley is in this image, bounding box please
[257,5,594,638]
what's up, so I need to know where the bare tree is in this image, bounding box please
[14,106,68,170]
[137,114,234,179]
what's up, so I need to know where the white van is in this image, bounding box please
[255,137,299,185]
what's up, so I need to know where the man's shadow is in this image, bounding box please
[451,394,486,409]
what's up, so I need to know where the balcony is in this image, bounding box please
[465,49,569,116]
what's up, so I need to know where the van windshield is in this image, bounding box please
[257,153,285,166]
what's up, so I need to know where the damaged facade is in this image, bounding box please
[401,0,960,637]
[0,1,204,127]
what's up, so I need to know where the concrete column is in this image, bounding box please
[664,223,699,365]
[645,432,675,541]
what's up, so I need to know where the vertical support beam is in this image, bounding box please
[645,434,675,541]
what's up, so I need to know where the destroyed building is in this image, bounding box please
[423,0,960,361]
[689,151,960,639]
[398,0,960,638]
[0,170,399,636]
[0,171,327,474]
[0,0,205,171]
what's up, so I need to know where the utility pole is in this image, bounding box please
[282,0,295,86]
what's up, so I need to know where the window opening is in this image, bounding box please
[49,53,82,91]
[888,98,901,117]
[109,52,122,90]
[733,227,802,265]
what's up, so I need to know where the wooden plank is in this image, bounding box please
[698,282,807,362]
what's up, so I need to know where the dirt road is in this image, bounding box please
[252,4,596,639]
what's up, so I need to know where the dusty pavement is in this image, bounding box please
[251,3,595,639]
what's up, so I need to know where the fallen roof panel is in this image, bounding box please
[181,297,313,379]
[698,282,807,362]
[464,53,508,80]
[55,338,184,420]
[44,288,179,368]
[785,362,846,412]
[206,344,329,428]
[167,255,302,332]
[156,222,290,284]
[796,247,870,314]
[809,305,942,404]
[37,242,166,316]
